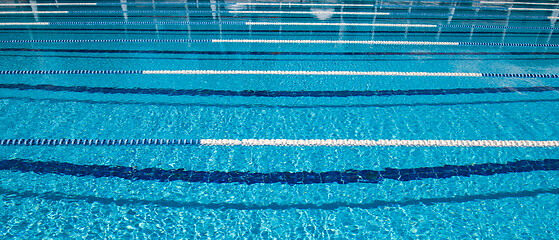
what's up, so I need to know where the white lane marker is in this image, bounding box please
[245,22,437,28]
[236,3,379,7]
[0,22,49,25]
[142,70,483,77]
[200,139,559,147]
[0,3,96,6]
[0,11,68,14]
[2,38,556,47]
[229,10,390,15]
[211,39,460,45]
[510,7,559,11]
[480,1,559,6]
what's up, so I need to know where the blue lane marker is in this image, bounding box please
[0,139,201,146]
[0,83,557,98]
[0,158,557,185]
[0,70,144,74]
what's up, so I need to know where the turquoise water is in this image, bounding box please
[1,0,559,239]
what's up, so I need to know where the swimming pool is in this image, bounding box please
[0,0,558,238]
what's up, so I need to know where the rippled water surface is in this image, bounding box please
[1,0,558,239]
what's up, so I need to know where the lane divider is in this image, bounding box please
[229,10,390,15]
[0,21,557,30]
[0,70,556,78]
[480,1,559,5]
[0,22,48,26]
[141,70,485,77]
[0,11,69,14]
[245,22,438,28]
[0,139,557,147]
[510,7,559,11]
[1,158,558,185]
[1,38,558,48]
[0,10,553,20]
[0,3,97,6]
[235,2,552,12]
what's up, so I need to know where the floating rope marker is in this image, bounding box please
[0,11,69,14]
[480,1,559,5]
[244,22,437,28]
[229,11,390,15]
[0,22,49,26]
[2,39,558,47]
[0,70,556,78]
[0,3,97,6]
[0,139,557,147]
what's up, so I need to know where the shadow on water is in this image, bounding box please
[1,96,559,109]
[0,187,557,210]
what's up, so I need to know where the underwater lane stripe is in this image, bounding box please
[3,39,557,48]
[3,48,559,56]
[0,21,558,30]
[1,83,558,98]
[0,139,558,147]
[0,158,558,185]
[0,70,557,78]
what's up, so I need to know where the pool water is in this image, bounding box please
[0,0,558,239]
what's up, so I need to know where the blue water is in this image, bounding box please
[1,0,559,239]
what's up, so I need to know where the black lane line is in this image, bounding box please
[3,54,559,62]
[1,83,557,98]
[1,48,559,56]
[1,159,557,185]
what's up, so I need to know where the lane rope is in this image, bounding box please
[0,139,557,147]
[0,70,557,78]
[0,38,559,47]
[1,38,558,48]
[228,10,390,15]
[0,11,68,14]
[0,3,97,6]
